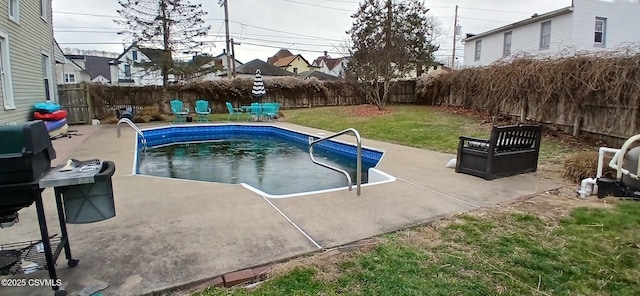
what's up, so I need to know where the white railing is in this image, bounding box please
[309,128,362,196]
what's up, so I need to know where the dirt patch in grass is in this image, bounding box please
[347,104,393,117]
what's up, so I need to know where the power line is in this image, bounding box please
[458,16,513,23]
[460,6,531,14]
[53,10,122,18]
[283,0,354,12]
[239,41,343,55]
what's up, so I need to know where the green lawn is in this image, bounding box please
[185,105,638,296]
[282,105,581,160]
[194,201,640,295]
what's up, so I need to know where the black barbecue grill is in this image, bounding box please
[0,120,78,296]
[0,120,55,225]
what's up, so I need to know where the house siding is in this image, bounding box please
[464,13,573,67]
[463,0,640,67]
[0,0,55,125]
[283,57,313,74]
[571,0,640,51]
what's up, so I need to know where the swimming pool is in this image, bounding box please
[134,124,395,198]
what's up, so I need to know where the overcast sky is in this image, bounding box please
[51,0,572,66]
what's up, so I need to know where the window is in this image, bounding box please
[293,67,298,74]
[9,0,19,22]
[0,32,14,110]
[503,32,512,57]
[540,21,551,50]
[474,40,482,61]
[132,50,137,61]
[42,53,52,101]
[40,0,46,19]
[595,17,606,46]
[64,73,76,83]
[124,64,131,78]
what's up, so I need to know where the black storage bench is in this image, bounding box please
[456,124,542,180]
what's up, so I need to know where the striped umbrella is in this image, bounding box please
[251,69,266,98]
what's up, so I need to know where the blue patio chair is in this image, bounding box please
[195,99,211,122]
[262,103,278,121]
[225,102,243,121]
[249,102,263,121]
[170,99,189,123]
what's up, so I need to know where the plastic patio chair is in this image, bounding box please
[262,103,278,121]
[249,102,263,121]
[195,99,211,122]
[225,102,243,121]
[170,99,189,123]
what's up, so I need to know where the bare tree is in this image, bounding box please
[347,0,440,109]
[116,0,210,86]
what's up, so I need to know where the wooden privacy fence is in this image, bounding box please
[63,80,417,120]
[58,83,93,124]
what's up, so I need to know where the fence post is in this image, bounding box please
[85,83,95,121]
[520,97,529,123]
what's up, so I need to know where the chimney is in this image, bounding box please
[324,51,328,56]
[223,49,226,54]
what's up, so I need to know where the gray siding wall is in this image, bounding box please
[0,0,56,125]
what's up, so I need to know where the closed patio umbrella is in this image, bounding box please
[252,69,266,100]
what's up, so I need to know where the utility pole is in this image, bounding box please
[451,5,459,69]
[230,38,240,78]
[220,0,231,78]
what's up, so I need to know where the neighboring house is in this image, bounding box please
[267,49,314,74]
[267,49,294,65]
[0,0,61,125]
[232,59,295,78]
[297,70,343,81]
[194,50,242,81]
[61,55,111,84]
[463,0,640,67]
[311,51,349,78]
[111,43,174,86]
[175,54,224,83]
[56,56,90,84]
[271,54,313,74]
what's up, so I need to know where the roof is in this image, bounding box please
[53,39,66,64]
[267,49,294,64]
[214,52,243,65]
[116,43,137,61]
[313,56,346,70]
[84,56,114,82]
[272,54,312,68]
[463,6,573,42]
[298,71,343,81]
[235,59,295,76]
[138,48,168,64]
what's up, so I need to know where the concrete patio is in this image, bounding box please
[0,122,559,296]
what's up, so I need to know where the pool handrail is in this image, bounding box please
[308,128,362,196]
[117,118,147,153]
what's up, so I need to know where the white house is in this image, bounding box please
[111,44,174,86]
[463,0,640,67]
[191,51,242,81]
[56,56,90,84]
[311,51,349,78]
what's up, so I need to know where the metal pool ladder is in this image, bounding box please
[116,118,147,153]
[309,128,362,196]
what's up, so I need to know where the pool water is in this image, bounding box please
[137,133,376,195]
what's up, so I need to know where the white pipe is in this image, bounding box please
[615,134,640,180]
[578,177,597,198]
[598,147,620,178]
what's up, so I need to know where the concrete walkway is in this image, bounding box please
[0,122,559,296]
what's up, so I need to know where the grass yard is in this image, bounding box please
[183,104,639,296]
[282,105,583,161]
[194,195,640,296]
